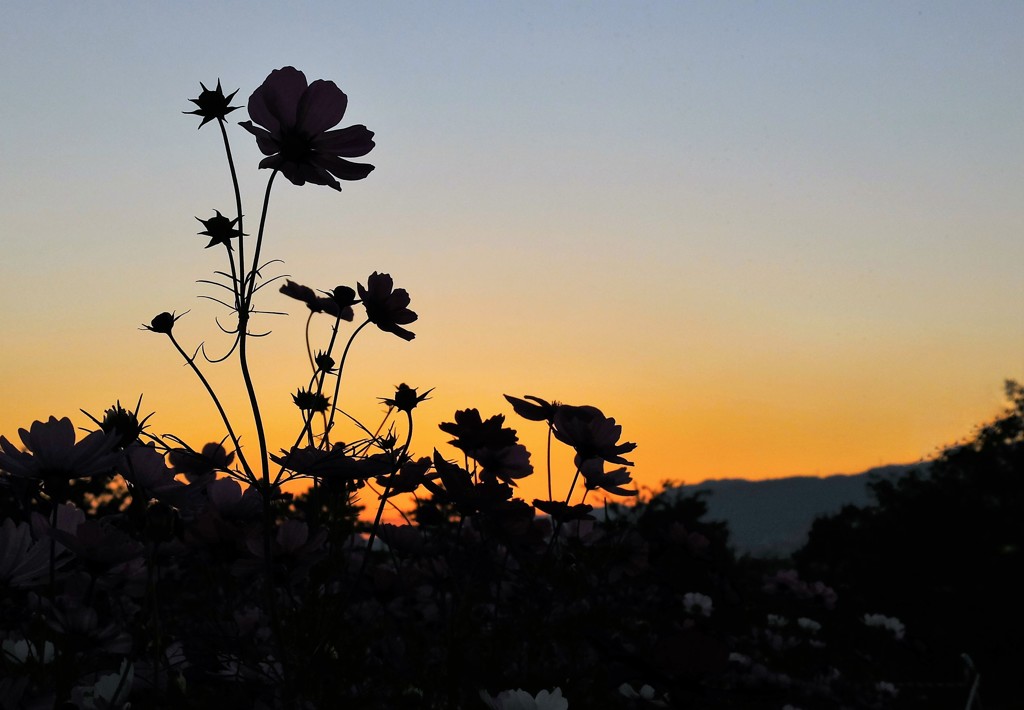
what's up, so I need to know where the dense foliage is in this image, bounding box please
[796,380,1024,707]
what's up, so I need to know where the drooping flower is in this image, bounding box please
[142,311,186,334]
[504,394,560,423]
[185,79,240,128]
[358,272,417,341]
[0,417,121,484]
[239,66,375,190]
[580,458,637,497]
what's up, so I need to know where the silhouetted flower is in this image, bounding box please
[279,280,356,320]
[292,388,330,413]
[440,409,518,453]
[142,311,185,334]
[92,397,153,450]
[358,272,417,341]
[272,445,392,482]
[168,441,235,483]
[504,394,559,423]
[380,383,432,413]
[0,519,71,588]
[0,417,120,484]
[239,66,375,190]
[580,458,637,497]
[185,80,240,128]
[474,443,533,486]
[552,405,636,467]
[196,210,243,249]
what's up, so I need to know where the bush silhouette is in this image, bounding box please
[796,380,1024,705]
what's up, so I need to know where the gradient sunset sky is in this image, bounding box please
[2,2,1022,505]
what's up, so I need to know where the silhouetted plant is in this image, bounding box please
[0,64,975,710]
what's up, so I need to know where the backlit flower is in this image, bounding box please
[552,405,636,467]
[196,210,243,249]
[380,383,432,413]
[358,272,417,341]
[0,417,120,483]
[185,79,240,128]
[239,66,375,190]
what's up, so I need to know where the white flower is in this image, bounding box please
[618,683,668,706]
[876,681,899,697]
[1,638,55,665]
[480,687,568,710]
[862,613,905,640]
[796,617,821,634]
[72,658,133,709]
[682,592,713,617]
[766,614,788,628]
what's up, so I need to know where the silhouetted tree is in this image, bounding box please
[796,380,1024,706]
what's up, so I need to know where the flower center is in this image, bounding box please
[279,128,315,163]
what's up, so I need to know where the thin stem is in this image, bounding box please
[323,319,371,444]
[217,116,245,313]
[167,333,256,484]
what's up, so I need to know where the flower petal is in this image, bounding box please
[314,125,376,157]
[312,152,375,182]
[247,67,307,134]
[296,79,348,135]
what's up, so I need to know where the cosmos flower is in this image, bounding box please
[480,688,568,710]
[239,66,375,190]
[552,405,636,467]
[580,458,637,497]
[0,417,120,483]
[358,272,418,341]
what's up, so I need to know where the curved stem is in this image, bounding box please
[167,333,255,484]
[323,319,371,443]
[245,170,279,303]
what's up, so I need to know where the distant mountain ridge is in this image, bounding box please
[666,464,922,557]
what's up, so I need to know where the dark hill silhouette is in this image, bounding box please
[663,464,919,556]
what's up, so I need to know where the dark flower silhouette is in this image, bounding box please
[279,280,356,320]
[0,417,120,483]
[504,394,559,423]
[142,311,185,334]
[533,499,595,523]
[439,409,518,453]
[380,383,432,413]
[185,80,240,128]
[358,272,417,341]
[239,66,375,190]
[581,458,637,497]
[552,404,636,467]
[292,388,330,413]
[196,210,243,249]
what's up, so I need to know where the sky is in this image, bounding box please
[2,2,1023,507]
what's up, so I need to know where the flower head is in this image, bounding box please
[292,388,330,413]
[142,311,185,334]
[380,383,432,413]
[196,210,244,249]
[0,417,120,484]
[358,272,417,341]
[239,66,375,190]
[185,80,240,128]
[480,687,568,710]
[504,394,560,423]
[552,405,636,467]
